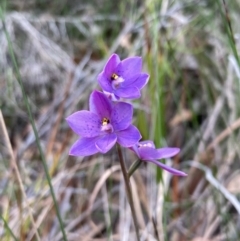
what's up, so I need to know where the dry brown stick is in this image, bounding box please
[0,110,41,241]
[206,117,240,151]
[88,165,121,220]
[130,177,145,229]
[134,169,150,219]
[81,223,105,241]
[27,199,54,241]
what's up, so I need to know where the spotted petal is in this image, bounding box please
[66,111,101,137]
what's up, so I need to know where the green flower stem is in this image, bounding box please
[1,15,68,241]
[116,144,140,241]
[128,159,142,179]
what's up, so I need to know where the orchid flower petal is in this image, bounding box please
[111,102,133,131]
[69,137,99,156]
[95,133,117,153]
[117,125,141,147]
[157,148,180,159]
[103,91,120,101]
[115,86,141,99]
[116,57,142,79]
[138,140,155,148]
[121,73,149,90]
[142,158,187,176]
[98,72,113,92]
[89,91,112,119]
[139,147,180,161]
[66,111,101,137]
[129,141,187,176]
[104,54,121,77]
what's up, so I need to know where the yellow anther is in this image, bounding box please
[102,118,110,125]
[111,73,119,80]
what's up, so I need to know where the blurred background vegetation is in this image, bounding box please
[1,0,240,240]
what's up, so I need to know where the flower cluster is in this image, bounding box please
[66,54,187,176]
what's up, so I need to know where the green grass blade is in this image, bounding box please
[0,215,19,241]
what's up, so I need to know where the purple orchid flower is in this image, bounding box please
[130,140,187,176]
[97,53,149,100]
[66,90,142,156]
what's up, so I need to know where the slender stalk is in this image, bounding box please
[0,215,19,241]
[0,14,68,241]
[128,159,142,178]
[116,144,140,241]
